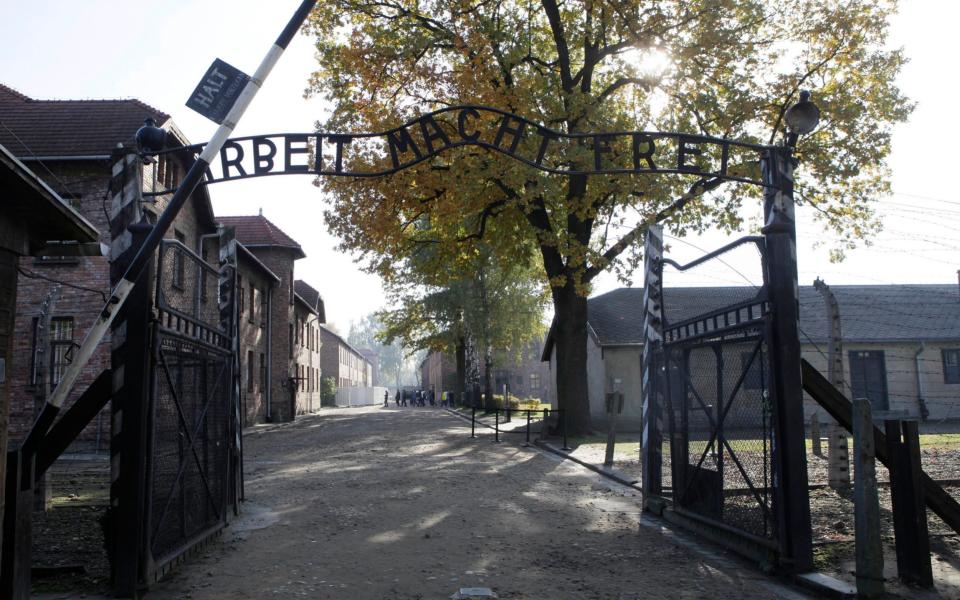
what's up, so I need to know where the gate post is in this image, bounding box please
[641,224,664,504]
[218,227,241,509]
[761,145,813,572]
[107,149,154,597]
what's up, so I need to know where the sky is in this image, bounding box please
[1,1,957,332]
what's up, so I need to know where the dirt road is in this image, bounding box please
[141,406,807,599]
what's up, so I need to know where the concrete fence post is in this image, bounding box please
[811,413,822,457]
[853,398,885,598]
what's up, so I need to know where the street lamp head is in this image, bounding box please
[135,118,167,155]
[784,90,821,138]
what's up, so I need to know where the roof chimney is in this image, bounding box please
[259,207,263,216]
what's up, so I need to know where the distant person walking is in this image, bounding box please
[384,390,389,407]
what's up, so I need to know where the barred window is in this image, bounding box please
[529,373,541,389]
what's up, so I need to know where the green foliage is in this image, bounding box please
[305,0,912,431]
[320,376,337,404]
[348,313,405,387]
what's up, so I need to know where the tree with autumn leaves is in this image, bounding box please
[305,0,911,434]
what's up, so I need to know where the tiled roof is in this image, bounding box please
[603,285,960,344]
[543,284,960,358]
[218,215,305,258]
[0,142,99,248]
[0,83,170,158]
[294,280,325,321]
[236,242,281,283]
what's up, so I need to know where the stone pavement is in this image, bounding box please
[38,406,811,599]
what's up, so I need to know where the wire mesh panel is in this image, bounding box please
[148,332,231,568]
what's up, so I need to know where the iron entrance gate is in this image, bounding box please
[644,234,795,558]
[662,294,775,544]
[144,239,237,581]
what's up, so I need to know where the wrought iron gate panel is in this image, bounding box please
[145,240,235,575]
[663,291,776,542]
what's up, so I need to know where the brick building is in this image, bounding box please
[357,348,380,386]
[421,340,551,402]
[319,324,372,390]
[235,242,280,425]
[420,350,457,395]
[0,141,99,544]
[218,215,305,421]
[0,83,217,448]
[292,283,323,414]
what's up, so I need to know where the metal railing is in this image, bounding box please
[463,406,570,450]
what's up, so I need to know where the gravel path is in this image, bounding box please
[137,406,807,600]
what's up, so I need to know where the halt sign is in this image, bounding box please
[186,58,250,124]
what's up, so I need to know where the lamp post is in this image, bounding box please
[762,90,820,573]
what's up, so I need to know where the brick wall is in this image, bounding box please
[292,300,322,414]
[235,252,273,426]
[7,151,215,450]
[244,247,299,421]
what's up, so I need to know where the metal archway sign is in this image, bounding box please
[158,105,769,187]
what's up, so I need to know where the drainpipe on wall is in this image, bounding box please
[914,342,930,420]
[266,285,273,422]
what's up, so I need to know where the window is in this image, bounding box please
[49,318,74,386]
[249,283,256,323]
[29,317,39,386]
[260,287,268,329]
[247,350,254,392]
[259,353,266,393]
[740,350,765,390]
[159,155,180,190]
[944,349,960,384]
[849,350,889,411]
[529,373,541,390]
[289,324,294,358]
[172,230,186,289]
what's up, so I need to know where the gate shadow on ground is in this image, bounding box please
[162,406,809,600]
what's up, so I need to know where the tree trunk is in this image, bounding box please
[552,283,592,435]
[455,337,466,398]
[483,350,494,410]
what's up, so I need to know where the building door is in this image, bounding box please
[848,350,889,412]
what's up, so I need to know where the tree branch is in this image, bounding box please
[583,177,724,282]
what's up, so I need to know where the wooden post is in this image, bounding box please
[885,419,933,588]
[811,413,822,457]
[603,392,623,467]
[853,398,884,598]
[0,449,33,600]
